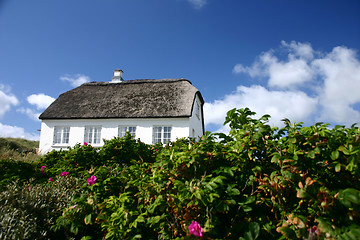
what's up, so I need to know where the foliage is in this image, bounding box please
[0,176,83,240]
[39,143,101,177]
[0,138,41,190]
[1,109,360,239]
[99,133,158,165]
[0,158,44,190]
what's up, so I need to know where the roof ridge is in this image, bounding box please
[84,78,191,86]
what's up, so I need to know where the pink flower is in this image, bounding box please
[189,221,203,237]
[40,165,46,172]
[87,175,97,186]
[109,167,113,172]
[84,142,88,146]
[310,226,318,235]
[60,171,69,176]
[48,177,53,181]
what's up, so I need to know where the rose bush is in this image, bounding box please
[1,109,359,239]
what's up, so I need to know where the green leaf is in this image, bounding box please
[335,163,341,172]
[70,223,79,234]
[194,190,202,200]
[277,226,296,238]
[208,193,220,202]
[244,196,256,205]
[340,188,360,206]
[84,214,92,225]
[131,234,142,239]
[331,150,339,160]
[271,153,281,163]
[243,205,252,212]
[339,146,351,155]
[243,222,260,240]
[227,186,240,196]
[81,236,93,240]
[147,216,161,226]
[212,176,225,184]
[223,167,235,177]
[307,151,315,159]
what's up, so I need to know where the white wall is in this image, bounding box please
[39,117,193,154]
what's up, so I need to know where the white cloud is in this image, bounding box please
[17,93,54,122]
[313,46,360,124]
[0,122,39,141]
[17,108,41,122]
[0,84,19,119]
[188,0,207,9]
[27,93,55,110]
[233,42,315,89]
[60,74,90,87]
[281,40,314,60]
[208,41,360,133]
[267,58,313,89]
[204,85,318,127]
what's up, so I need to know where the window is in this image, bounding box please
[53,126,70,145]
[195,101,200,119]
[84,126,102,144]
[153,126,172,144]
[118,126,136,138]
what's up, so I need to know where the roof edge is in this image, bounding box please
[39,115,193,120]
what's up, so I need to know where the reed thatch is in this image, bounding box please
[39,79,203,119]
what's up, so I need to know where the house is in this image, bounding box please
[38,69,204,154]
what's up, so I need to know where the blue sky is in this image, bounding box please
[0,0,359,140]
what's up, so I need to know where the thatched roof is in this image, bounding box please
[39,79,204,120]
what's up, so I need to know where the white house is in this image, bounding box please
[38,70,204,154]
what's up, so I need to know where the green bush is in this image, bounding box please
[0,158,44,190]
[38,143,101,177]
[0,176,83,240]
[99,133,158,165]
[1,109,360,239]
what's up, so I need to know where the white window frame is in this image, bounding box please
[84,126,102,145]
[153,126,172,144]
[118,126,136,139]
[53,126,70,145]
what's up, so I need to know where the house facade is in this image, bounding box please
[38,70,204,154]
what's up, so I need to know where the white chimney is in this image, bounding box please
[111,69,124,83]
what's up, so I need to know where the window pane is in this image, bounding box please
[94,127,101,144]
[62,127,70,144]
[163,127,171,143]
[85,126,101,144]
[84,127,93,144]
[54,126,70,144]
[53,127,61,144]
[153,127,162,144]
[153,126,171,144]
[128,127,136,137]
[119,126,136,138]
[118,126,126,138]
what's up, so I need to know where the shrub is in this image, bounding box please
[98,133,157,165]
[38,143,101,177]
[0,176,84,240]
[2,108,360,239]
[0,158,43,191]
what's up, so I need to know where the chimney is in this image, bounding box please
[111,69,124,83]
